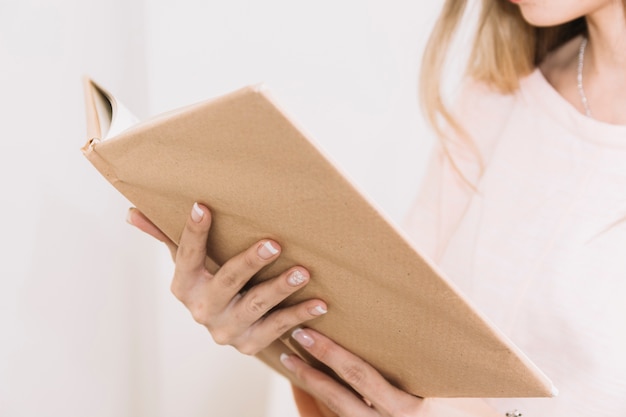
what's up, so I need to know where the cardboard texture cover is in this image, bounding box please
[81,78,555,398]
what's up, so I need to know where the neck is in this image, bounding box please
[585,5,626,71]
[580,4,626,124]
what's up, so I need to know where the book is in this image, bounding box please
[81,77,555,398]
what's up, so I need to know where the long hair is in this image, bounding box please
[419,0,600,179]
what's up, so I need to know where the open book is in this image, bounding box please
[81,77,556,398]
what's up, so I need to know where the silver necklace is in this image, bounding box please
[577,37,592,117]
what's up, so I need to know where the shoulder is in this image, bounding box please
[453,78,517,123]
[447,77,519,162]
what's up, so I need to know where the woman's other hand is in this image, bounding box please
[282,328,502,417]
[126,203,327,355]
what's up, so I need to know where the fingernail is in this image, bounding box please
[292,328,314,347]
[191,202,204,223]
[126,208,134,225]
[280,353,296,372]
[309,305,327,316]
[287,270,308,286]
[258,241,279,260]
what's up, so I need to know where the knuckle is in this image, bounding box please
[236,342,262,356]
[244,295,268,316]
[270,313,293,337]
[175,244,202,263]
[215,267,239,289]
[243,249,260,269]
[314,339,334,364]
[210,328,234,346]
[189,303,208,325]
[322,395,343,416]
[340,362,366,387]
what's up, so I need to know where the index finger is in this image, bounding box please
[290,328,412,415]
[126,207,177,260]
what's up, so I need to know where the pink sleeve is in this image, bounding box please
[403,79,515,262]
[403,140,475,262]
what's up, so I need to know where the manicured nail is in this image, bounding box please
[191,202,204,223]
[309,305,327,316]
[280,353,296,372]
[287,270,308,286]
[292,328,314,347]
[126,208,134,225]
[258,241,279,260]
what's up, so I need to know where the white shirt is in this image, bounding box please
[406,69,626,416]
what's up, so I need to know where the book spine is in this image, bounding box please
[82,139,121,186]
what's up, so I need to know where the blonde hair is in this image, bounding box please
[419,0,594,180]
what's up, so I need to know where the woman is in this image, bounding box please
[127,0,626,415]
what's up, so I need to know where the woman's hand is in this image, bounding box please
[281,329,502,417]
[126,202,327,355]
[281,328,426,417]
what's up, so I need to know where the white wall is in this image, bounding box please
[0,0,158,415]
[144,1,441,220]
[0,1,442,416]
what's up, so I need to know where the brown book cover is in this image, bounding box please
[81,77,555,398]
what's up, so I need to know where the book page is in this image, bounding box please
[106,95,139,139]
[91,82,139,140]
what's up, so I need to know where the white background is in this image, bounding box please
[0,1,444,416]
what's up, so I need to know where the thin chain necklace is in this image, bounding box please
[577,37,593,117]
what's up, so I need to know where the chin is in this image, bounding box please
[515,2,587,27]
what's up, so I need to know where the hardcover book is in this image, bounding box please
[81,77,555,398]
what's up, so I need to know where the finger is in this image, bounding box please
[126,207,177,259]
[233,268,314,326]
[280,354,379,417]
[234,296,328,355]
[175,202,213,277]
[209,238,281,301]
[290,328,410,415]
[127,207,172,243]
